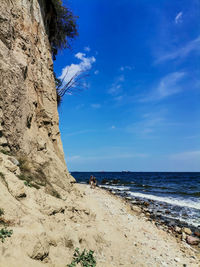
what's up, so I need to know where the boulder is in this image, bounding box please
[186,235,200,245]
[182,227,192,235]
[194,231,200,238]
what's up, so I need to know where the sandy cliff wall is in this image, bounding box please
[0,0,74,193]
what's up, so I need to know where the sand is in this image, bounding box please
[77,184,200,267]
[0,179,199,266]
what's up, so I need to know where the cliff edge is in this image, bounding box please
[0,0,74,197]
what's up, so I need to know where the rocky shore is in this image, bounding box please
[101,185,200,253]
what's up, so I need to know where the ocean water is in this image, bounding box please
[71,172,200,229]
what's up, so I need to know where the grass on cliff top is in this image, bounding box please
[67,248,96,267]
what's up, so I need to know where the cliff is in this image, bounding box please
[0,0,74,197]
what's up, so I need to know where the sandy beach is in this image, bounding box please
[0,178,199,267]
[76,184,200,266]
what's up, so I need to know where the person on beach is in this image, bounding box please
[89,175,97,189]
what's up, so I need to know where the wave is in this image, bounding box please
[99,185,130,191]
[128,191,200,210]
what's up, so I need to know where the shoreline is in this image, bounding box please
[76,184,200,266]
[97,184,200,251]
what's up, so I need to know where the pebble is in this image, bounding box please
[174,257,180,262]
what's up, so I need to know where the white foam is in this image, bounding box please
[99,185,130,191]
[128,191,200,210]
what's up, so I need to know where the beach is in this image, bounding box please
[0,175,199,266]
[74,184,200,266]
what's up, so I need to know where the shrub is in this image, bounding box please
[45,0,78,59]
[67,248,96,267]
[0,228,13,243]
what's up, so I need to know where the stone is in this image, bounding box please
[8,157,19,166]
[182,227,192,235]
[186,236,200,245]
[174,257,180,262]
[194,231,200,237]
[182,232,187,241]
[174,226,182,234]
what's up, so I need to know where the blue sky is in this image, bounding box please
[54,0,200,171]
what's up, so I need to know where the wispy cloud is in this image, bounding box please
[126,114,165,137]
[94,70,99,75]
[120,66,133,71]
[175,12,183,24]
[108,75,124,95]
[156,36,200,63]
[67,155,81,162]
[91,103,101,109]
[65,129,96,137]
[84,46,91,52]
[59,52,96,84]
[170,150,200,160]
[140,71,186,102]
[67,153,149,163]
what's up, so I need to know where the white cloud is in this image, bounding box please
[175,12,183,24]
[156,36,200,63]
[84,46,91,52]
[111,125,116,129]
[94,70,99,75]
[91,103,101,109]
[140,72,186,102]
[120,66,132,71]
[108,75,124,95]
[59,52,96,85]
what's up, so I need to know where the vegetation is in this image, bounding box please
[0,149,11,155]
[18,157,31,173]
[46,0,78,60]
[0,208,4,217]
[55,70,89,106]
[0,228,13,243]
[67,248,96,267]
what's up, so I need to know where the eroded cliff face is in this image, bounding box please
[0,0,74,194]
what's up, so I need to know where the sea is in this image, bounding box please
[71,172,200,230]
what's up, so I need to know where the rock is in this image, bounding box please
[174,257,180,262]
[186,235,200,245]
[0,0,74,195]
[183,227,192,235]
[0,136,7,145]
[194,231,200,237]
[182,232,187,241]
[174,226,182,234]
[8,157,19,166]
[101,179,109,184]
